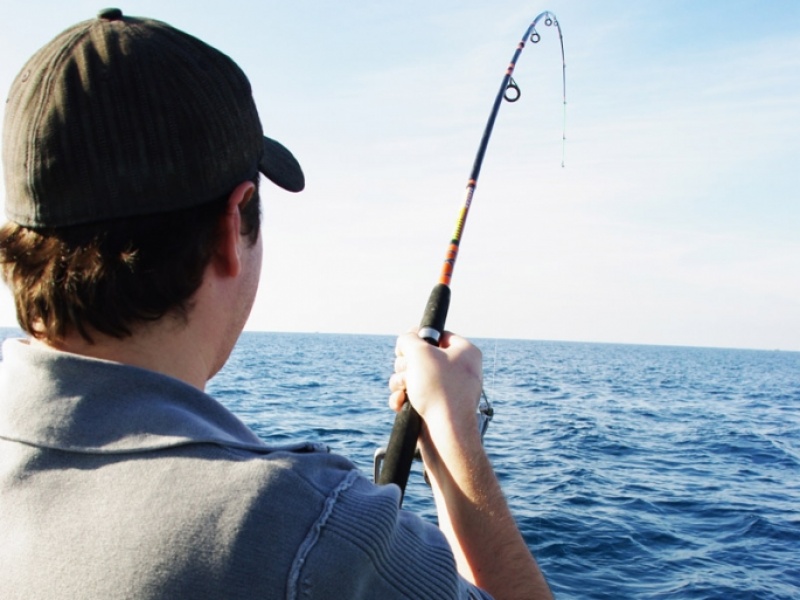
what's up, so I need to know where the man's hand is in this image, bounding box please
[389,329,553,600]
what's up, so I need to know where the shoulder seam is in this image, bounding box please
[286,468,360,600]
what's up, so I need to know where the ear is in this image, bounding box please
[213,181,256,278]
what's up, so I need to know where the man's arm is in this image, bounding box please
[389,331,553,600]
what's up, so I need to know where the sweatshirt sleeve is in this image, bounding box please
[288,470,493,600]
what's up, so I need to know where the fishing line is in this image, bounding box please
[375,10,566,502]
[491,339,499,398]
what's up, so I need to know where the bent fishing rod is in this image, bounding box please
[375,11,566,502]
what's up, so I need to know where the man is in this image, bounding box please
[0,9,552,600]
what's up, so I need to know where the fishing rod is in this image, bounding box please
[375,11,566,502]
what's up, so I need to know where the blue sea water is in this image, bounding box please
[2,328,797,598]
[208,333,800,600]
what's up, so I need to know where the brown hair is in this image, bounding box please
[0,185,260,343]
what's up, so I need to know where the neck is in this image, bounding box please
[39,315,221,391]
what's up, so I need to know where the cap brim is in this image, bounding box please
[259,136,305,192]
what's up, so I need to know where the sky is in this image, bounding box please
[0,0,798,351]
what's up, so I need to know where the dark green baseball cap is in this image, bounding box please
[3,8,304,228]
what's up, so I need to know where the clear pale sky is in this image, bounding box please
[1,1,798,351]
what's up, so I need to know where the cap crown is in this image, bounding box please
[3,11,264,227]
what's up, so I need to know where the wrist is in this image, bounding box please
[419,414,487,483]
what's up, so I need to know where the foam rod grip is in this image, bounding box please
[419,283,451,343]
[377,284,451,498]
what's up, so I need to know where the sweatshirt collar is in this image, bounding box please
[0,338,324,455]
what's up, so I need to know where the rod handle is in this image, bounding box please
[377,284,451,500]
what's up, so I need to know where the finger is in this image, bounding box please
[388,371,406,393]
[394,329,419,357]
[393,356,407,374]
[438,331,482,364]
[388,389,407,412]
[437,330,467,350]
[437,330,453,349]
[395,330,428,358]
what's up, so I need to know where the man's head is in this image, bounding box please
[0,9,303,342]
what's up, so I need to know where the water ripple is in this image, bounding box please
[205,333,800,600]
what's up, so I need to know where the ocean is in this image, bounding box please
[3,329,798,598]
[209,333,800,600]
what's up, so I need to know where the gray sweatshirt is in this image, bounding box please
[0,339,490,599]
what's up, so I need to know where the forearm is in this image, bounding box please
[389,331,552,599]
[421,422,553,600]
